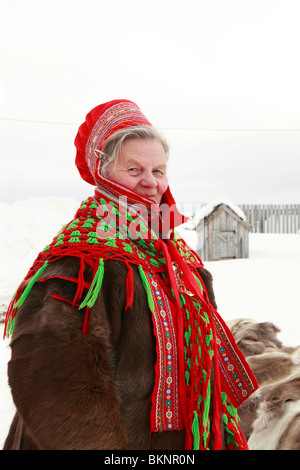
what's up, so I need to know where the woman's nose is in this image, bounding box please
[139,173,158,187]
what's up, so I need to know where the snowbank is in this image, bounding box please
[0,196,80,315]
[206,233,300,348]
[0,197,299,448]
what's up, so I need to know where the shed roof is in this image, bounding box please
[192,199,247,230]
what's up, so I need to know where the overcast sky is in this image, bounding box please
[1,0,299,207]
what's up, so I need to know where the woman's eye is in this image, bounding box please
[128,168,140,174]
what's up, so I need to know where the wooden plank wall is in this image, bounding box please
[239,204,300,233]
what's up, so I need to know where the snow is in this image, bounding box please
[0,196,80,313]
[0,197,299,448]
[205,233,300,348]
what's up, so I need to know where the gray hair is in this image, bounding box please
[101,125,169,177]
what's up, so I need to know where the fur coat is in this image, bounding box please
[3,257,220,450]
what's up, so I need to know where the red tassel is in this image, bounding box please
[125,262,134,310]
[72,256,86,306]
[51,294,80,307]
[82,307,90,335]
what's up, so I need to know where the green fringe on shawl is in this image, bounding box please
[221,392,242,449]
[138,266,155,313]
[192,411,200,450]
[202,379,211,448]
[5,315,17,338]
[79,258,104,309]
[4,261,49,337]
[193,272,203,294]
[221,391,239,421]
[15,261,49,308]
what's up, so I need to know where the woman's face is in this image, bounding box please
[106,138,169,205]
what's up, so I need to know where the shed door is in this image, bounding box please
[212,231,236,259]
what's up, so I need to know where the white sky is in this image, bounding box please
[0,0,299,206]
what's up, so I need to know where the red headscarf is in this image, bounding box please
[74,99,187,229]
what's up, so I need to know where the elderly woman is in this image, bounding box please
[3,100,258,450]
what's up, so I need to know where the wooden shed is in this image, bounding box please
[192,200,251,261]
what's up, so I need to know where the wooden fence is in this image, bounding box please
[239,204,300,233]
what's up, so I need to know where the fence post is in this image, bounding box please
[236,204,300,234]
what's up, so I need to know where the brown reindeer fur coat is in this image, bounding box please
[3,257,220,450]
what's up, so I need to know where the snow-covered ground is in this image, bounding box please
[0,197,299,448]
[206,233,300,347]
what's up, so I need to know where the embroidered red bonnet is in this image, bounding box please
[74,99,187,229]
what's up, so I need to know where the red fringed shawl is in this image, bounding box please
[4,192,258,450]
